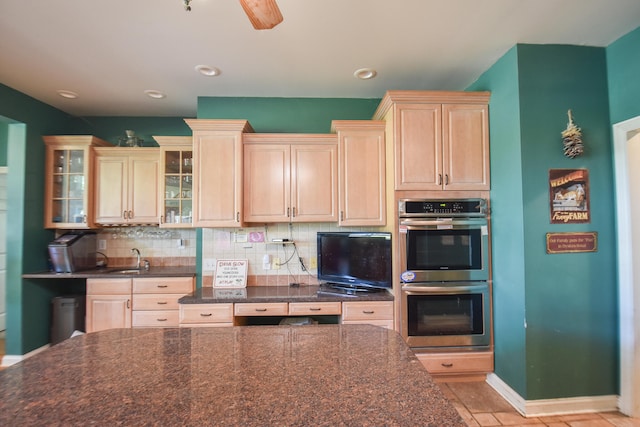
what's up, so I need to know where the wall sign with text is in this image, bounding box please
[214,259,248,288]
[549,168,590,224]
[546,232,598,254]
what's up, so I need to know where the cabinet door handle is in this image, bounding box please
[157,301,168,305]
[255,308,268,312]
[156,285,168,288]
[127,299,130,309]
[438,174,443,185]
[160,215,164,224]
[83,215,87,223]
[156,318,168,322]
[128,210,133,220]
[362,310,375,314]
[123,211,128,220]
[340,211,344,221]
[309,307,322,311]
[200,313,213,317]
[236,212,240,222]
[445,174,449,185]
[287,207,290,217]
[441,363,454,368]
[292,207,296,218]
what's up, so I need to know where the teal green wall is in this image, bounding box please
[606,25,640,124]
[197,97,380,132]
[0,121,7,166]
[66,117,192,146]
[468,46,528,396]
[469,45,617,400]
[0,83,75,355]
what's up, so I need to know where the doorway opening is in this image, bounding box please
[613,115,640,417]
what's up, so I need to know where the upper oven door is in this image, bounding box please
[399,218,489,282]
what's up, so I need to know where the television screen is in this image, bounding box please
[317,232,392,291]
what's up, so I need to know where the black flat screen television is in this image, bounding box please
[317,232,392,292]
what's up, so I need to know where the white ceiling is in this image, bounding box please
[1,0,639,118]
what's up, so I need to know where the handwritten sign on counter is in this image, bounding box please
[214,259,248,288]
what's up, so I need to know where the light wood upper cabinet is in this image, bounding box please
[374,91,490,191]
[43,135,112,229]
[185,119,253,228]
[93,148,160,225]
[332,121,386,226]
[153,136,193,228]
[243,134,338,223]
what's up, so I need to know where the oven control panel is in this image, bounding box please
[399,199,486,217]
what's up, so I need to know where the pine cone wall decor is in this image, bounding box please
[561,110,584,158]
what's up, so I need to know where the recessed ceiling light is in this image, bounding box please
[144,90,166,99]
[353,68,377,80]
[57,90,78,99]
[195,65,221,76]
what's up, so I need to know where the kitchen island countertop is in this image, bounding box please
[0,325,464,426]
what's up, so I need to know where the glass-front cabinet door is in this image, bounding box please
[43,135,112,229]
[155,136,193,228]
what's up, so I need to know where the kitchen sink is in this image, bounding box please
[107,269,142,274]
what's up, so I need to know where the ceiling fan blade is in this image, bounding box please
[238,0,283,30]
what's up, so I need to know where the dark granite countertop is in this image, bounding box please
[22,265,196,279]
[0,325,464,426]
[179,285,395,304]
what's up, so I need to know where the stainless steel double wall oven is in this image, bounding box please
[399,199,491,349]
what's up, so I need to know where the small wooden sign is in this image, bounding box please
[214,259,248,288]
[546,232,597,254]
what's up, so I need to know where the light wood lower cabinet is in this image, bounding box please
[87,277,194,332]
[341,301,394,329]
[132,277,194,327]
[86,278,132,333]
[414,351,494,381]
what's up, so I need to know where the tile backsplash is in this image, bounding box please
[202,223,367,287]
[96,227,196,267]
[95,223,367,285]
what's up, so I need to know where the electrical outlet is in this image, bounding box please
[273,257,281,270]
[203,258,217,271]
[98,239,107,250]
[309,257,317,269]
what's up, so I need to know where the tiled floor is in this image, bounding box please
[442,381,640,427]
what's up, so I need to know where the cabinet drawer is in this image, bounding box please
[132,310,179,327]
[415,351,494,374]
[180,304,234,324]
[87,278,131,295]
[234,302,289,316]
[342,301,393,321]
[132,294,184,310]
[288,301,342,316]
[132,277,194,294]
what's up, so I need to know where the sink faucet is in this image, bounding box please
[131,248,141,269]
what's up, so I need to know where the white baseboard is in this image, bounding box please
[486,373,619,417]
[1,343,50,368]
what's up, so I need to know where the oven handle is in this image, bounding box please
[400,218,486,227]
[402,283,488,294]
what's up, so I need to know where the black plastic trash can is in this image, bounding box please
[50,296,85,345]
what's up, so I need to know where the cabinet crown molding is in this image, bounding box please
[153,136,192,146]
[373,90,491,120]
[243,133,336,144]
[184,119,254,133]
[330,120,386,133]
[43,135,112,147]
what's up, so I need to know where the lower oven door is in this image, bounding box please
[401,282,490,349]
